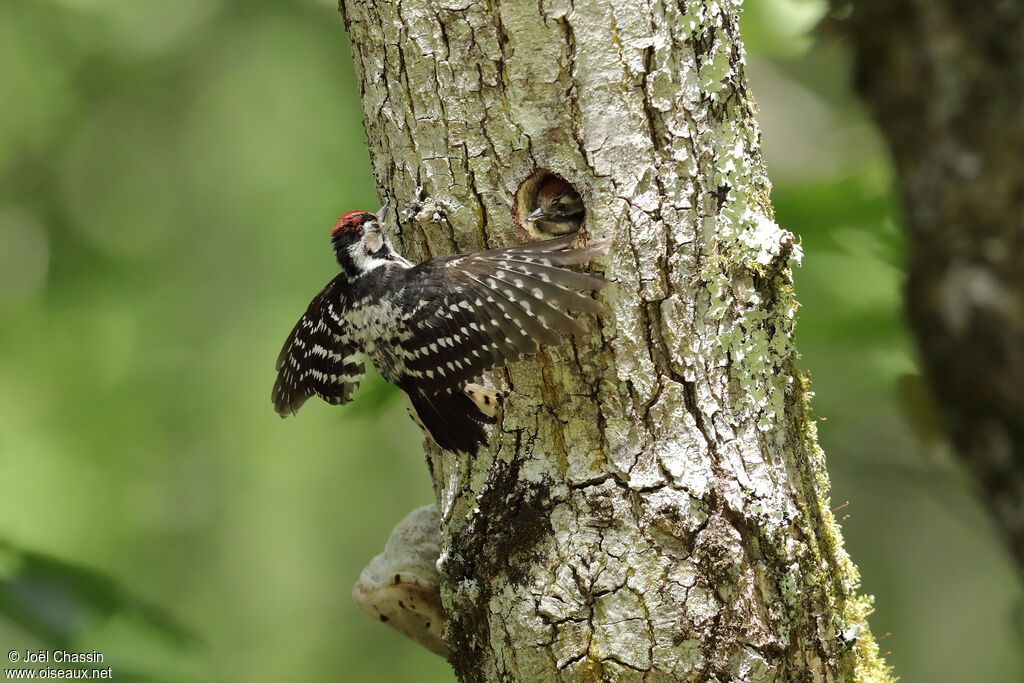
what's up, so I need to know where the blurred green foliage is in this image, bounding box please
[0,0,1020,681]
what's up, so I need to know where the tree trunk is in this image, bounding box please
[836,0,1024,579]
[339,0,892,680]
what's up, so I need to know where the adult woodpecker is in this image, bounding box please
[272,202,607,453]
[522,176,585,238]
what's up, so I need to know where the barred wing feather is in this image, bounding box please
[396,235,606,395]
[272,277,365,416]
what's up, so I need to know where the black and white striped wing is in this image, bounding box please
[396,235,607,394]
[272,276,365,416]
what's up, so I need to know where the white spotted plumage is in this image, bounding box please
[272,205,607,453]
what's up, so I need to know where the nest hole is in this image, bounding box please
[513,170,586,241]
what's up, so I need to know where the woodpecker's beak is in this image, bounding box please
[375,200,390,224]
[526,207,546,222]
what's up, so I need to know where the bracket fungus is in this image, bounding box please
[352,504,447,657]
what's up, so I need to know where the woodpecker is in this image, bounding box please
[523,176,585,237]
[272,202,607,453]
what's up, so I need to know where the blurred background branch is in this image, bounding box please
[833,0,1024,581]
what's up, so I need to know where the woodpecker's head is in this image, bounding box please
[524,177,584,237]
[331,202,395,277]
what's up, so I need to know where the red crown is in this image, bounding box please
[332,211,367,236]
[537,176,572,199]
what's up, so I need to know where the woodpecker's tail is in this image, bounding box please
[402,385,505,453]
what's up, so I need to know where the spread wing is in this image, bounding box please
[272,276,365,416]
[394,235,607,395]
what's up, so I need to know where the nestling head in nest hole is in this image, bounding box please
[518,172,586,240]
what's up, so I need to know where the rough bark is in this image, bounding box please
[339,0,891,680]
[835,0,1024,578]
